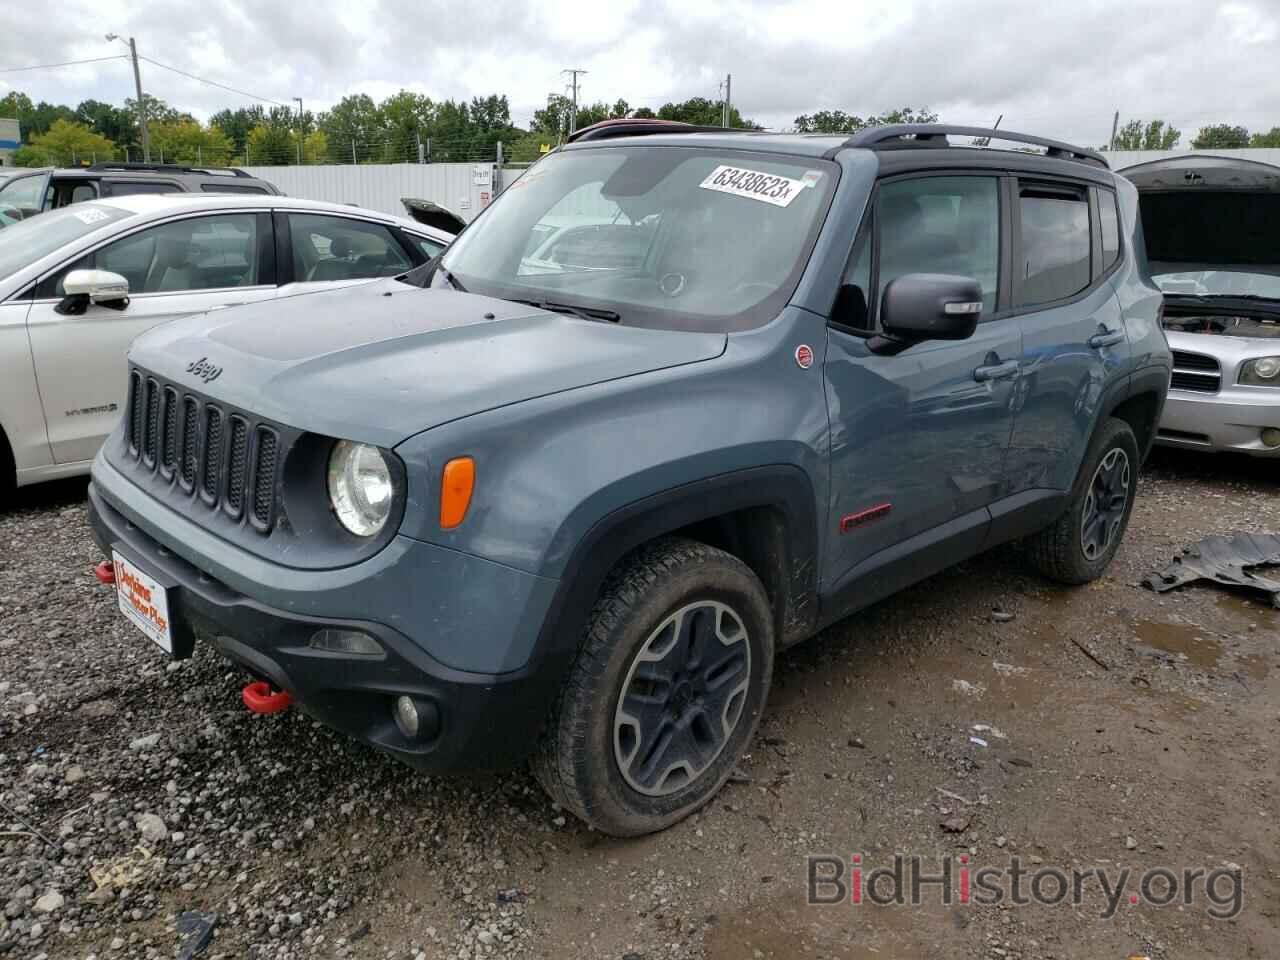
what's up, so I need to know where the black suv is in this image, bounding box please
[0,162,281,225]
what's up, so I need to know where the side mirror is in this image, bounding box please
[57,269,130,315]
[879,273,982,343]
[64,269,130,302]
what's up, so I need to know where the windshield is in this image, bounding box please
[437,145,837,332]
[0,203,135,281]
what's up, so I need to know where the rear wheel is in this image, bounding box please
[1026,417,1139,584]
[534,537,774,836]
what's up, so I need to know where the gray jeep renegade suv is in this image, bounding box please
[89,122,1170,836]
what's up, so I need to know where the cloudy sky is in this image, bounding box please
[2,0,1277,147]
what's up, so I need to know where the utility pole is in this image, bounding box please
[294,98,304,164]
[720,74,732,127]
[562,69,587,135]
[1109,110,1120,151]
[108,35,150,162]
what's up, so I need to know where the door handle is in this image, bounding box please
[973,359,1020,382]
[1088,329,1125,349]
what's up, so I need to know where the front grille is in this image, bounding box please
[1170,350,1221,394]
[124,369,282,532]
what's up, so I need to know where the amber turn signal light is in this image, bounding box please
[440,457,475,529]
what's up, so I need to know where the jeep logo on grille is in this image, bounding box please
[185,357,223,384]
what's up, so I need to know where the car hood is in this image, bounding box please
[1123,154,1280,296]
[128,278,727,447]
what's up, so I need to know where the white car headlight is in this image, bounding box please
[1240,356,1280,386]
[327,441,394,536]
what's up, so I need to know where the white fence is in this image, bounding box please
[239,162,503,222]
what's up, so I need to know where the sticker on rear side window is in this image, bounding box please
[699,165,809,207]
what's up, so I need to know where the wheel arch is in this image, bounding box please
[1106,369,1167,461]
[531,465,820,682]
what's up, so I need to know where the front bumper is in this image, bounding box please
[88,483,559,772]
[1156,388,1280,456]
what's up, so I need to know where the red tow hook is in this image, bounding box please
[242,681,293,715]
[94,560,116,585]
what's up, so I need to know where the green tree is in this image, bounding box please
[793,106,938,133]
[380,90,435,161]
[1191,124,1250,149]
[76,99,137,144]
[297,129,329,164]
[1110,119,1180,150]
[210,106,267,153]
[319,94,385,160]
[26,118,116,166]
[245,122,296,165]
[656,97,758,128]
[150,120,234,165]
[1248,127,1280,147]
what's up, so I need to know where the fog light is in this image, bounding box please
[1262,428,1280,448]
[308,628,383,657]
[394,695,420,738]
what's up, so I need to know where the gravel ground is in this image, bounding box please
[1,448,1277,960]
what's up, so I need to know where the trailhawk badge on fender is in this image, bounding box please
[185,357,223,383]
[795,344,814,369]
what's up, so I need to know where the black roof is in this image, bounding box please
[560,121,1108,170]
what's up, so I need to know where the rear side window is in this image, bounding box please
[1017,186,1090,306]
[409,234,447,259]
[288,214,413,282]
[1099,189,1120,270]
[103,180,183,197]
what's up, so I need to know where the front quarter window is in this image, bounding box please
[439,146,837,332]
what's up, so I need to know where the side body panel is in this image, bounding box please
[28,285,277,464]
[395,305,832,583]
[0,300,53,474]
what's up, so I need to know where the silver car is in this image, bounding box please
[0,193,453,496]
[1124,155,1280,457]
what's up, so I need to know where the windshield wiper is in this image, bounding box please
[509,297,621,323]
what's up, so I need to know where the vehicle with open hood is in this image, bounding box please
[88,122,1167,836]
[1122,154,1280,456]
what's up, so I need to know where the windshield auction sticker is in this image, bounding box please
[699,165,810,207]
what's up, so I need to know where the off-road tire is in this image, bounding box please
[533,537,774,836]
[1026,417,1139,584]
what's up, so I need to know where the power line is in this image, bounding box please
[0,55,127,74]
[137,56,288,107]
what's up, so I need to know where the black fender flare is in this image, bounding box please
[524,463,820,695]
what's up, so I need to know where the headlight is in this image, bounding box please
[327,441,394,536]
[1240,356,1280,386]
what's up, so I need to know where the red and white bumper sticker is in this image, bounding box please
[112,550,173,654]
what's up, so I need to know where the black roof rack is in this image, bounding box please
[566,119,751,143]
[85,161,256,178]
[842,124,1108,169]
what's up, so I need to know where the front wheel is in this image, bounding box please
[1026,417,1139,584]
[534,537,774,836]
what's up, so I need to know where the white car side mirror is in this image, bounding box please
[63,269,130,303]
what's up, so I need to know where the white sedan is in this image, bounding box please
[0,193,454,495]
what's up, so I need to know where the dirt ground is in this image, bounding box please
[1,446,1277,960]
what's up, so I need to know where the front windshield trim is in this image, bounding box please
[440,145,840,334]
